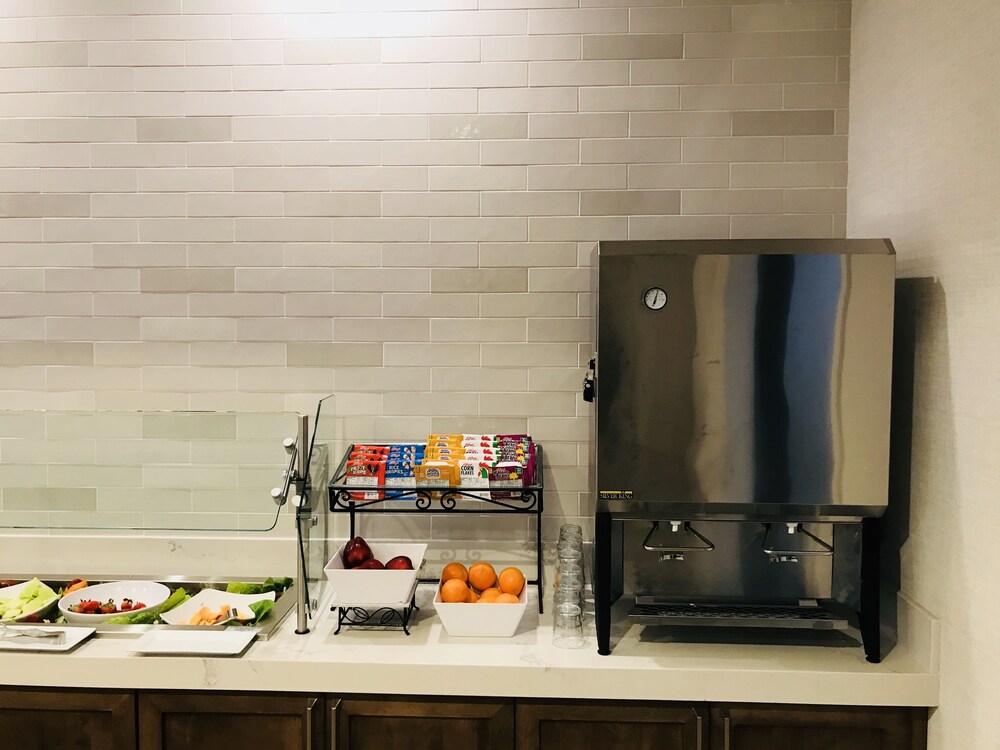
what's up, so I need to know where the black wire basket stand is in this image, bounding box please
[328,443,545,613]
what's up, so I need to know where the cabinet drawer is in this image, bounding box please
[329,696,514,750]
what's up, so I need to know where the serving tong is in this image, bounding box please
[214,607,245,626]
[0,624,66,644]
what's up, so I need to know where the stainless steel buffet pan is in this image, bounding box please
[2,574,296,641]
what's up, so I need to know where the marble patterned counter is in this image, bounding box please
[0,584,939,707]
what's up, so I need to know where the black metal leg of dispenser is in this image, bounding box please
[860,517,881,663]
[595,510,612,656]
[536,508,544,614]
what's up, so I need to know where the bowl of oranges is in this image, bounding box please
[432,561,528,637]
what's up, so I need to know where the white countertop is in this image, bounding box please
[0,586,939,707]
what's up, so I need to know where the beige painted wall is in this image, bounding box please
[848,1,1000,746]
[0,1,850,540]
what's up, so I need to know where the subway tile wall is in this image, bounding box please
[0,0,850,541]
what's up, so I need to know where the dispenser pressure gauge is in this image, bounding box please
[643,286,667,310]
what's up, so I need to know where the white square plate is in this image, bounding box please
[0,626,95,652]
[129,629,256,656]
[159,588,276,626]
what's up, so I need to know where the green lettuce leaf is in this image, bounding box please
[105,587,189,625]
[226,577,293,596]
[248,599,274,623]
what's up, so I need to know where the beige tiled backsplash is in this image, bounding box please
[0,1,849,543]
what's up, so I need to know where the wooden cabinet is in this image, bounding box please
[329,696,514,750]
[516,700,926,750]
[138,692,322,750]
[517,699,705,750]
[0,686,928,750]
[712,704,928,750]
[0,687,136,750]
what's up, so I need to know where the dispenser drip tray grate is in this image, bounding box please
[629,601,850,630]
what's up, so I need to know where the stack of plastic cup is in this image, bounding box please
[552,523,586,647]
[552,602,585,649]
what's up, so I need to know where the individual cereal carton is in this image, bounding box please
[344,459,386,501]
[457,459,491,500]
[414,460,458,499]
[384,459,418,499]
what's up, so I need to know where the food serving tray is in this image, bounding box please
[0,625,95,652]
[0,574,296,641]
[129,629,256,657]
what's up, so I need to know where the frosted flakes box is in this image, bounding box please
[425,447,466,460]
[414,460,458,500]
[414,461,458,486]
[426,435,463,448]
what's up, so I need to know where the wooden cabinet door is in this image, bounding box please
[712,704,928,750]
[0,687,135,750]
[139,692,322,750]
[330,696,514,750]
[517,699,706,750]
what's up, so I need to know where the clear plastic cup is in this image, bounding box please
[555,562,583,588]
[554,578,584,608]
[553,602,585,648]
[559,524,583,543]
[557,545,582,564]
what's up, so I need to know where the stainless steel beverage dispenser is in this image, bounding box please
[587,239,895,662]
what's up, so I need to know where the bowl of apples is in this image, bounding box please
[323,536,426,607]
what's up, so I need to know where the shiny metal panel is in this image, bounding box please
[621,520,834,601]
[595,240,894,520]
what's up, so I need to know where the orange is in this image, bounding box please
[465,587,479,603]
[497,567,525,597]
[468,562,496,591]
[477,587,502,603]
[495,593,519,604]
[441,562,468,584]
[441,578,469,603]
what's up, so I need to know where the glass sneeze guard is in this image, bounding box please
[295,394,334,633]
[0,409,304,533]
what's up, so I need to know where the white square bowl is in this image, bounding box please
[323,542,426,607]
[159,588,276,626]
[58,580,171,624]
[433,579,528,637]
[0,580,59,623]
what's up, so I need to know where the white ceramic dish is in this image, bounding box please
[0,625,95,652]
[323,542,427,606]
[129,629,256,656]
[59,580,171,624]
[433,576,528,637]
[159,588,276,626]
[0,580,60,623]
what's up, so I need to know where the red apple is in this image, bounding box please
[343,536,373,568]
[384,555,413,571]
[355,558,384,570]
